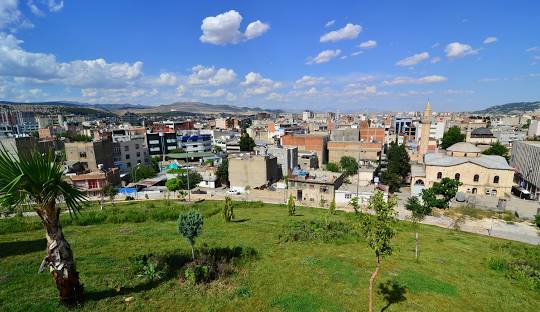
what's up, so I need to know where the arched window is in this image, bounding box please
[473,174,479,182]
[455,173,460,181]
[437,172,442,179]
[493,176,499,184]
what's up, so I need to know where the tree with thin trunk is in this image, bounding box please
[405,196,431,261]
[177,210,203,260]
[223,196,234,222]
[0,150,87,305]
[287,194,296,216]
[359,191,397,312]
[102,183,118,207]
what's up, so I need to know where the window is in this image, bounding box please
[125,154,130,160]
[87,179,98,189]
[320,186,328,193]
[345,193,352,199]
[437,172,442,179]
[455,173,460,181]
[309,184,314,189]
[136,152,141,157]
[493,176,499,184]
[135,144,140,149]
[473,174,479,182]
[149,140,159,145]
[124,145,129,151]
[79,152,87,158]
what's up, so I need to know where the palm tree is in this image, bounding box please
[0,149,87,305]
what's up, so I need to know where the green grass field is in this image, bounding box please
[1,200,539,311]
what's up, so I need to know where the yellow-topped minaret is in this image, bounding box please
[418,100,431,162]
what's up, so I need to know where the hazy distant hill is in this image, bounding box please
[474,101,540,114]
[0,101,116,117]
[129,101,284,115]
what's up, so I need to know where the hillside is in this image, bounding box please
[129,101,284,115]
[1,200,539,311]
[475,101,540,114]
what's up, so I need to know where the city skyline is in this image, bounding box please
[0,0,539,112]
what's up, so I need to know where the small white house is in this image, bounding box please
[335,183,388,206]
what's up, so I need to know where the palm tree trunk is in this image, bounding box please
[368,255,380,312]
[37,205,84,305]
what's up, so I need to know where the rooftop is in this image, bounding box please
[446,142,481,153]
[424,152,512,170]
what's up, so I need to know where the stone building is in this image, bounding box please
[411,142,514,197]
[288,169,344,205]
[281,133,328,167]
[65,140,114,171]
[327,141,382,162]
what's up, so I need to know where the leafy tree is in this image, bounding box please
[213,145,223,153]
[420,187,445,209]
[0,150,87,305]
[432,177,461,203]
[534,214,540,228]
[440,126,465,149]
[349,196,360,214]
[405,196,431,260]
[339,156,359,177]
[150,156,161,172]
[132,165,157,182]
[178,171,203,190]
[319,196,327,208]
[329,198,336,215]
[483,141,509,160]
[177,210,203,260]
[102,183,118,206]
[359,191,397,312]
[381,141,410,192]
[216,158,229,186]
[326,162,341,172]
[239,132,256,151]
[223,196,234,222]
[166,178,181,198]
[287,194,296,216]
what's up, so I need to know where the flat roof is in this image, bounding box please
[167,152,215,159]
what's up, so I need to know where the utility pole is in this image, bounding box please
[187,166,191,202]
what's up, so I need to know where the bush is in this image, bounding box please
[487,243,540,290]
[535,214,540,228]
[184,263,210,284]
[279,219,357,243]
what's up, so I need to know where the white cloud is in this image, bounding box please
[396,52,430,66]
[325,20,335,28]
[0,33,144,88]
[199,10,269,45]
[430,56,441,64]
[483,36,498,44]
[445,42,479,58]
[193,88,227,97]
[27,1,44,16]
[241,72,283,95]
[320,23,362,42]
[526,46,539,52]
[0,0,27,30]
[350,51,363,57]
[155,73,177,86]
[294,75,325,88]
[307,49,341,64]
[188,65,236,86]
[244,20,270,40]
[358,40,377,49]
[534,56,540,60]
[47,0,63,12]
[175,85,185,97]
[383,75,448,85]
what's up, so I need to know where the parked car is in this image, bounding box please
[227,190,240,195]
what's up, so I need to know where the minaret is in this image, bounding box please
[418,100,432,162]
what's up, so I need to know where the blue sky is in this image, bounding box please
[0,0,539,112]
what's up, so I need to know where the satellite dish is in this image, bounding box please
[455,192,466,202]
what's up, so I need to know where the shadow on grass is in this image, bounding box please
[232,218,250,223]
[86,245,257,302]
[378,280,407,312]
[0,238,46,258]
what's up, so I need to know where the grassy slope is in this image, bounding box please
[0,200,538,312]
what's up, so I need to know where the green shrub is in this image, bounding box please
[184,263,210,284]
[535,214,540,228]
[279,219,357,243]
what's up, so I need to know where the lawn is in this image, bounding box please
[0,200,539,311]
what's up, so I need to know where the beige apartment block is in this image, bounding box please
[327,141,382,163]
[228,154,279,191]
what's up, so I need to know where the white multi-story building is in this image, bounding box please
[177,131,212,153]
[528,119,540,138]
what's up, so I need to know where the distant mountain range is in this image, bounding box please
[0,100,283,115]
[474,101,540,114]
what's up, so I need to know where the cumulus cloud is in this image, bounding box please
[445,42,479,58]
[320,23,362,42]
[241,72,283,95]
[358,40,377,49]
[350,51,363,57]
[526,46,539,52]
[0,0,29,30]
[483,36,498,44]
[383,75,448,85]
[325,20,335,27]
[396,52,430,66]
[0,33,143,87]
[175,85,185,96]
[244,20,270,39]
[47,0,63,12]
[307,49,341,64]
[155,73,177,86]
[27,1,44,16]
[188,65,236,86]
[27,0,64,16]
[200,10,269,45]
